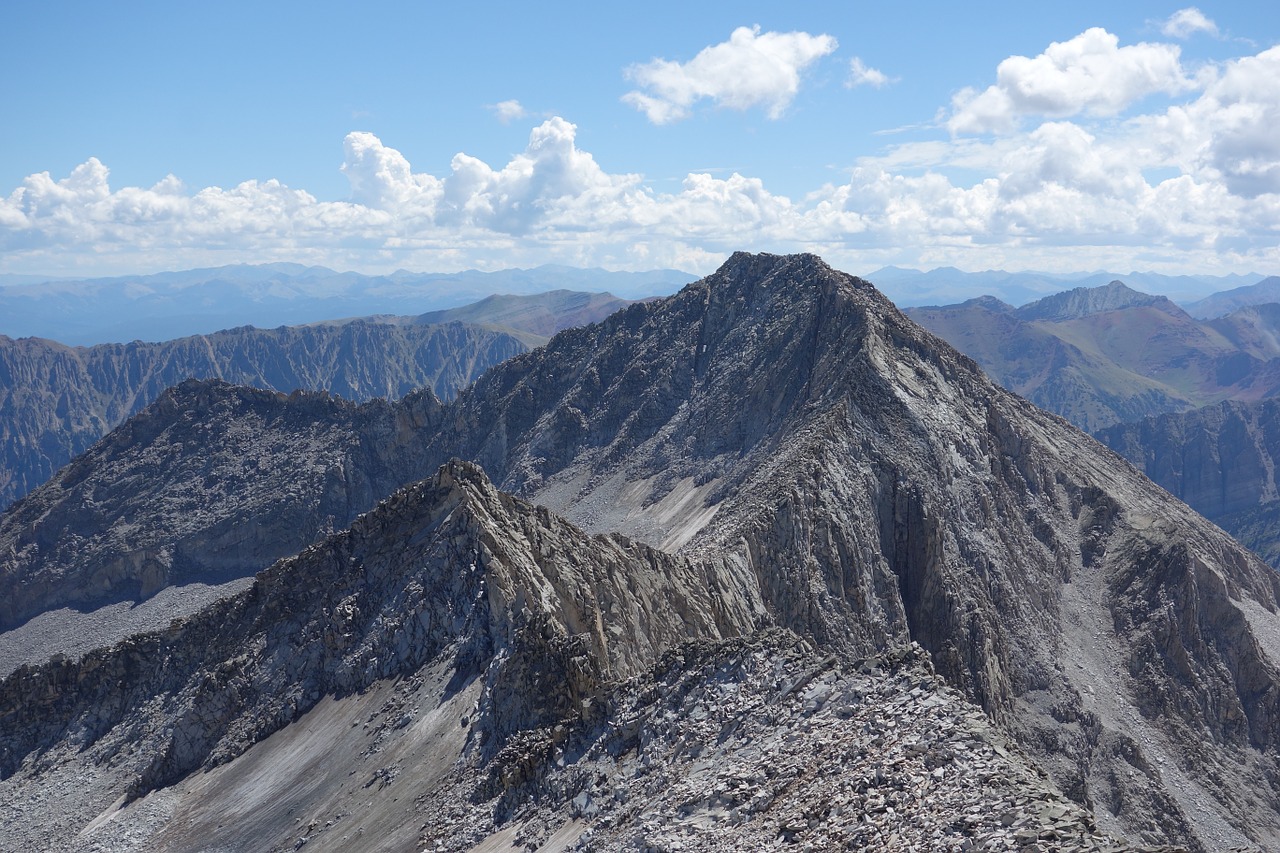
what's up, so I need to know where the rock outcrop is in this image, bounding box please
[4,252,1280,850]
[1097,398,1280,567]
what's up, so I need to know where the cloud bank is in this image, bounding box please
[2,31,1278,278]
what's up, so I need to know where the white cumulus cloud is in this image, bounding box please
[1140,45,1280,197]
[847,57,891,89]
[5,33,1280,285]
[622,25,837,124]
[490,99,528,123]
[1161,8,1219,39]
[949,28,1194,134]
[435,117,648,234]
[341,132,443,213]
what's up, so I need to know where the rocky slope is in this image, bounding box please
[1096,398,1280,567]
[0,320,524,511]
[4,253,1280,849]
[0,379,442,660]
[0,460,757,850]
[0,463,1162,853]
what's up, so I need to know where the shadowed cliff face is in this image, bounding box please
[5,253,1280,849]
[0,380,444,637]
[1097,398,1280,569]
[1098,400,1280,520]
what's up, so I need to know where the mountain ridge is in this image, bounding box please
[0,320,524,511]
[1186,275,1280,319]
[907,281,1280,432]
[867,266,1264,308]
[4,252,1280,848]
[1015,280,1180,323]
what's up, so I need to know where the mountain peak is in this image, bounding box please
[1015,279,1176,322]
[694,252,880,316]
[713,251,836,286]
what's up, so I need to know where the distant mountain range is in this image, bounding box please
[349,288,638,347]
[1183,275,1280,319]
[908,274,1280,574]
[907,280,1280,432]
[0,263,688,345]
[0,289,635,511]
[4,261,1272,346]
[865,265,1264,308]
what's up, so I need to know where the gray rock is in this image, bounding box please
[3,252,1279,851]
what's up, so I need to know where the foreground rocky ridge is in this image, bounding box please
[4,253,1280,849]
[417,635,1165,853]
[0,461,758,849]
[0,466,1163,852]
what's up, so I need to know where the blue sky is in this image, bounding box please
[2,1,1277,278]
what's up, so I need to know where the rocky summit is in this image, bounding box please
[3,253,1280,851]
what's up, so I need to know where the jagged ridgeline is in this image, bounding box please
[0,320,529,512]
[3,253,1280,851]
